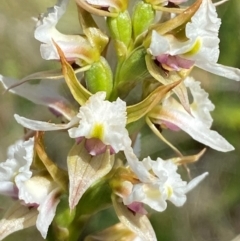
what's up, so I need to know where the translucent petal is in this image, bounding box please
[0,75,75,120]
[67,142,114,210]
[0,202,38,240]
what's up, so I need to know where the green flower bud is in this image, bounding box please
[76,179,112,216]
[107,11,132,55]
[113,47,150,99]
[54,195,76,228]
[85,57,113,99]
[132,2,155,39]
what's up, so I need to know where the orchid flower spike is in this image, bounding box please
[0,138,61,239]
[121,156,208,212]
[149,0,240,81]
[148,77,234,152]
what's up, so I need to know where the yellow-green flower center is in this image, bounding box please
[166,185,173,198]
[183,38,202,57]
[91,123,105,140]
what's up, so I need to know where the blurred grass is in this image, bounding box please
[1,0,240,241]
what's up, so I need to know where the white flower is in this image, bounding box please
[0,138,33,198]
[18,176,60,239]
[0,138,60,239]
[68,92,129,154]
[148,77,234,152]
[149,0,240,81]
[122,156,208,212]
[14,92,131,155]
[35,0,94,63]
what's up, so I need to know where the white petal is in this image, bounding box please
[35,0,68,45]
[86,0,114,7]
[196,61,240,81]
[149,31,170,56]
[18,176,57,205]
[124,146,152,183]
[186,0,221,63]
[170,0,188,3]
[133,133,141,158]
[185,172,209,193]
[0,182,16,197]
[0,75,74,120]
[184,77,214,128]
[35,0,90,61]
[159,98,234,152]
[36,188,60,239]
[14,114,79,131]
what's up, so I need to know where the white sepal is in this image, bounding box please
[14,114,79,131]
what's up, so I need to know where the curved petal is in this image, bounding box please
[185,172,209,193]
[36,188,61,238]
[184,77,214,128]
[14,114,79,131]
[185,0,221,63]
[157,98,234,152]
[35,0,93,62]
[196,61,240,81]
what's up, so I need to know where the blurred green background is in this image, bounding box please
[0,0,240,240]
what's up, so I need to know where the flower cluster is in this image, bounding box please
[0,0,239,240]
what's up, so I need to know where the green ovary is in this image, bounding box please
[91,123,105,140]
